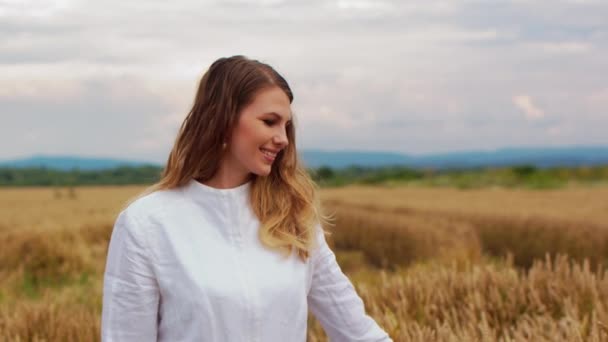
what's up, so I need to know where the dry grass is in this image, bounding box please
[1,184,608,341]
[324,201,482,269]
[321,185,608,269]
[0,186,137,232]
[321,184,608,226]
[308,254,608,341]
[0,294,100,342]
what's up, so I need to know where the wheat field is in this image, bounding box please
[1,184,608,341]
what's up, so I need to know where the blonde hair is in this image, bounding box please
[124,55,333,262]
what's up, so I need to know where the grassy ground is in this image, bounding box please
[1,184,608,341]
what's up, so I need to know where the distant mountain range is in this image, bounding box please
[1,146,607,171]
[0,155,157,171]
[299,146,608,169]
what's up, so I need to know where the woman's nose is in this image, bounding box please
[273,129,289,148]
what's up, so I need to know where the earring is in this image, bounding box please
[222,142,227,149]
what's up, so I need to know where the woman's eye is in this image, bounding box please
[263,120,274,126]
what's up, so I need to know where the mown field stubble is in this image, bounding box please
[1,184,608,341]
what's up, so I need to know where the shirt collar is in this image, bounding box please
[181,177,256,239]
[182,177,252,209]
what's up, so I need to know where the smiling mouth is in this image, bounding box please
[260,148,278,159]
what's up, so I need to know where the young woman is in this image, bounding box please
[101,55,392,341]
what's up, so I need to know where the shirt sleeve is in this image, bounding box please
[101,209,160,342]
[307,224,393,342]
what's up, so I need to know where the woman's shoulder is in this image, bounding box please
[120,187,187,224]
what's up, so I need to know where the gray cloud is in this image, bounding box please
[1,76,177,161]
[1,0,607,161]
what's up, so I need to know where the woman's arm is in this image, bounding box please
[307,225,393,342]
[101,209,160,341]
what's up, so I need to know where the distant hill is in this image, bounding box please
[0,155,157,171]
[1,146,607,171]
[300,146,608,169]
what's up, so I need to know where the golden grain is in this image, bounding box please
[1,184,607,341]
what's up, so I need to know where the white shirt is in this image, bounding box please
[101,178,392,342]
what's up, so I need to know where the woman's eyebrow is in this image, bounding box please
[267,112,292,122]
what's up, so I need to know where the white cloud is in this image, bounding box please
[513,95,546,120]
[546,123,566,137]
[409,27,500,42]
[0,0,72,18]
[336,0,391,10]
[1,0,607,159]
[582,88,608,119]
[534,41,592,54]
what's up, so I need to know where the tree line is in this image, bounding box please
[1,164,607,189]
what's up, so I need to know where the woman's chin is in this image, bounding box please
[251,164,272,177]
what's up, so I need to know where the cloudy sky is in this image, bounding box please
[2,0,607,163]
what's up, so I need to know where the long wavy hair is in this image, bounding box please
[125,55,333,263]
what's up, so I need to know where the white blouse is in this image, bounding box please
[101,178,392,342]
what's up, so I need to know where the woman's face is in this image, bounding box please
[226,86,291,178]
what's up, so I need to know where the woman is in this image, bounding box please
[101,55,392,341]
